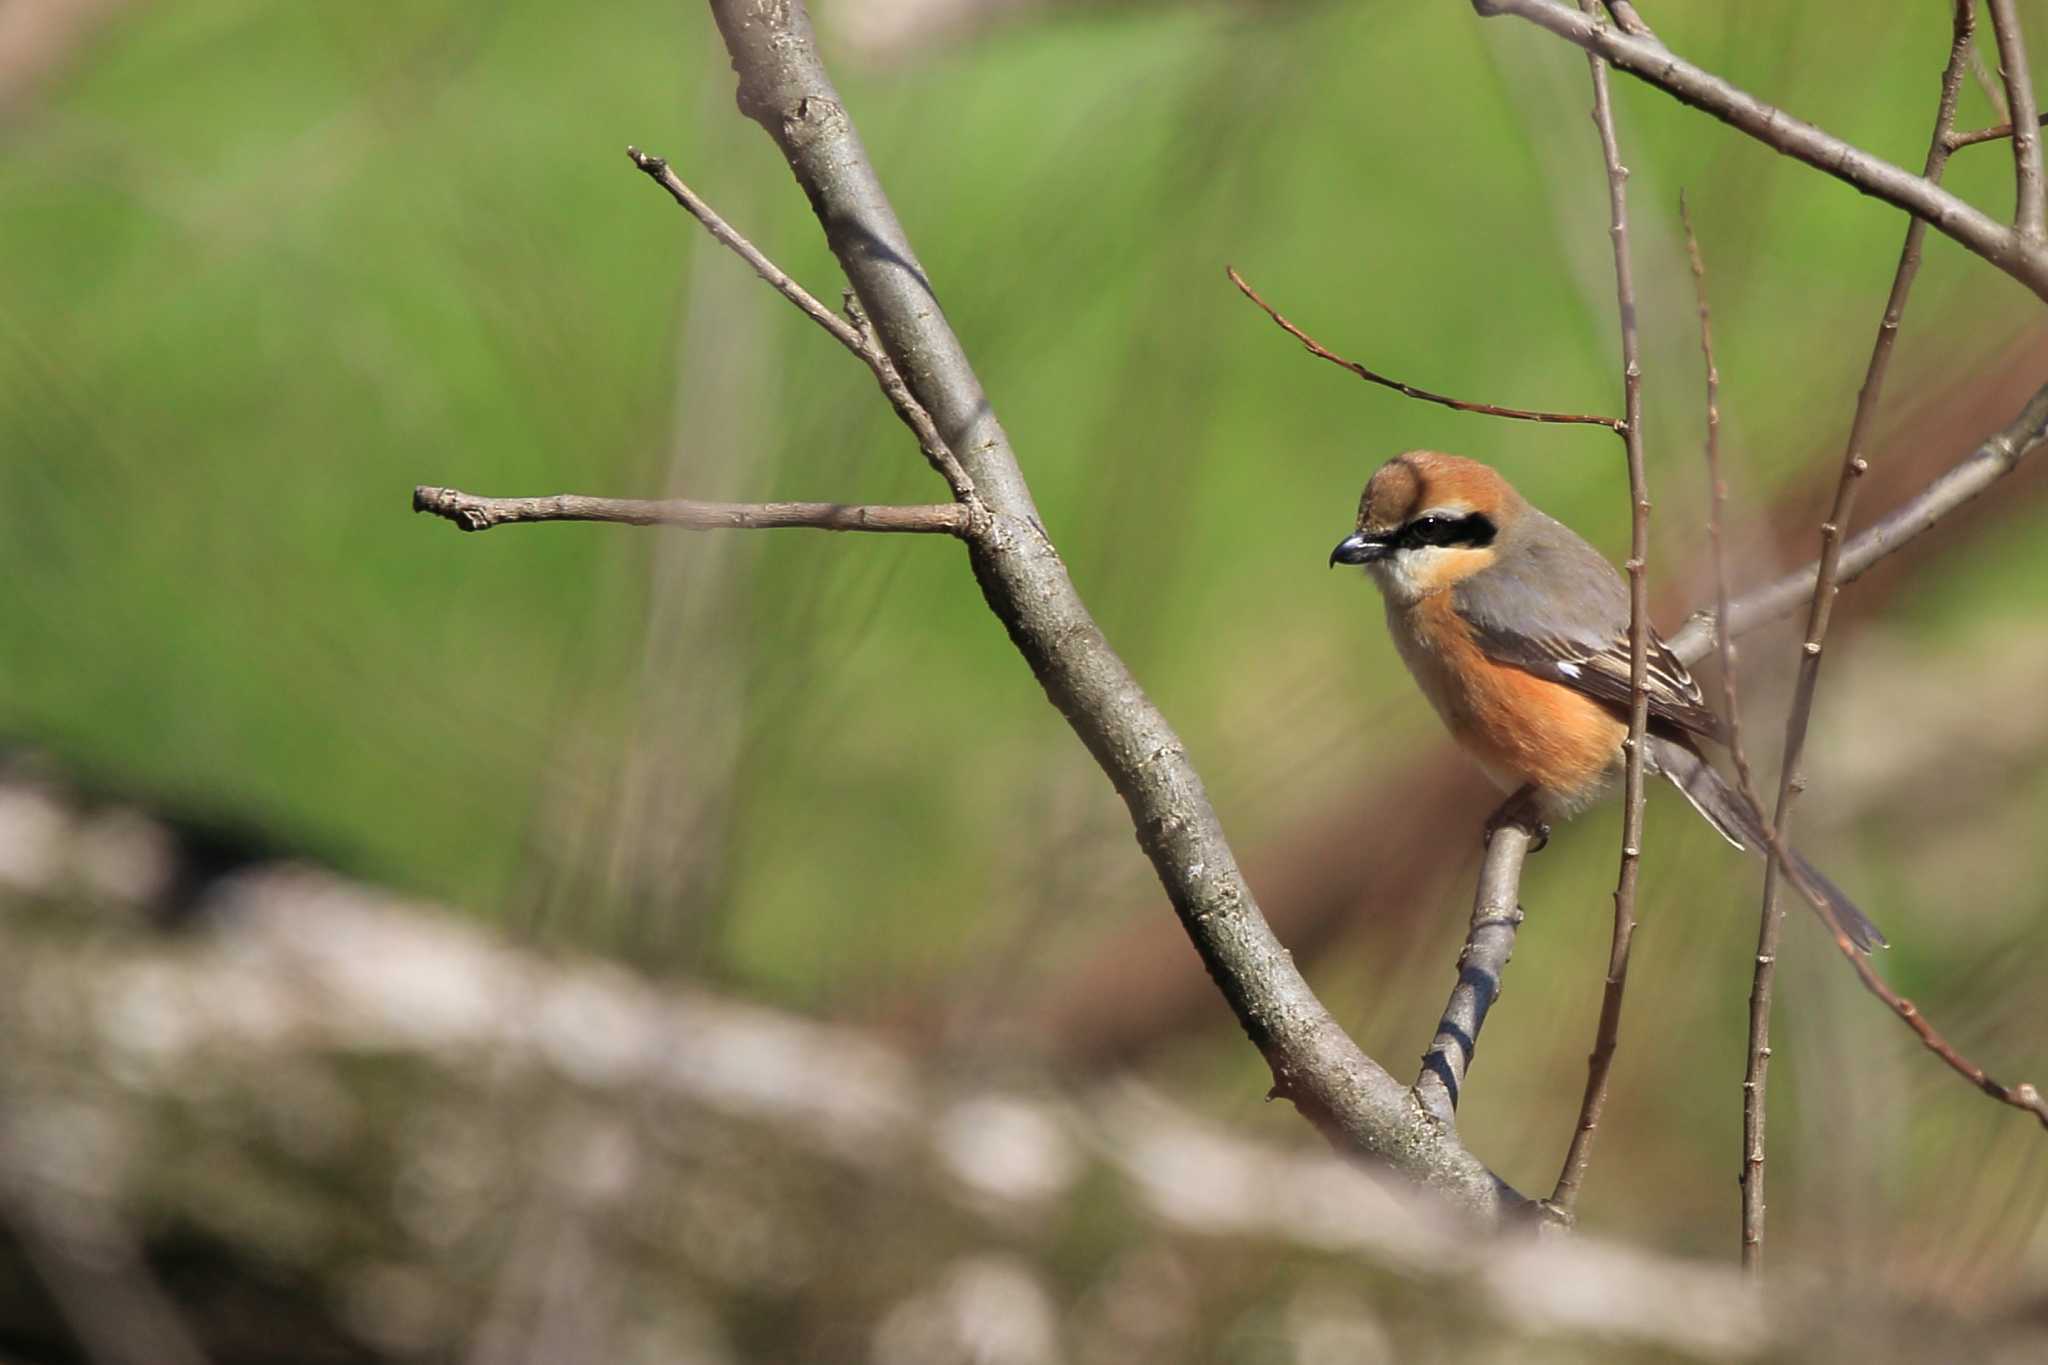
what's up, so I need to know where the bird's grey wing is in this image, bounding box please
[1452,510,1726,745]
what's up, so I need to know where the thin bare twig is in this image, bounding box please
[1416,796,1536,1125]
[411,486,970,535]
[1828,921,2048,1126]
[1726,797,2048,1133]
[1945,113,2048,151]
[1972,32,2014,122]
[1550,11,1649,1220]
[623,146,982,511]
[1985,0,2045,238]
[1473,0,2048,302]
[1679,199,1762,813]
[1226,267,1626,431]
[1739,1,1977,1269]
[1664,377,2048,664]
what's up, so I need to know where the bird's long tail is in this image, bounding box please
[1648,735,1888,951]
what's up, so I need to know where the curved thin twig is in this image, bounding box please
[1227,267,1626,430]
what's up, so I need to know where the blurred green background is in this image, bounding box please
[5,0,2047,1293]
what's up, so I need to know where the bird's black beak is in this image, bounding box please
[1329,531,1389,567]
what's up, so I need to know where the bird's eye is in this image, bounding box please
[1410,515,1456,546]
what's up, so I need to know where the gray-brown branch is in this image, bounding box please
[1416,803,1536,1125]
[1474,0,2048,302]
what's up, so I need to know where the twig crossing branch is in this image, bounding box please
[1664,377,2048,664]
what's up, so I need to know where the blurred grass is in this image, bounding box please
[4,0,2048,1282]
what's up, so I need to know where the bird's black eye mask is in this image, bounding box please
[1394,511,1497,551]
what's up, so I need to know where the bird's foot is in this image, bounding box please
[1484,787,1550,851]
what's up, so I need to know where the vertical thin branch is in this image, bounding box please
[1986,0,2045,238]
[1681,193,1775,1266]
[1551,3,1650,1218]
[1680,199,1761,812]
[1742,1,1977,1272]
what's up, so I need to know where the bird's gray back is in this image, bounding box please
[1452,508,1628,651]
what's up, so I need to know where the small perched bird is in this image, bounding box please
[1331,450,1885,951]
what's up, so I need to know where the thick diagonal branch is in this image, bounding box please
[702,0,1517,1211]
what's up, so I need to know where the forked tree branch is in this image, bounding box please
[412,487,970,535]
[1473,0,2048,301]
[624,146,983,510]
[1550,11,1651,1220]
[695,0,1518,1212]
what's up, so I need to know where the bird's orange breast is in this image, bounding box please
[1390,592,1628,800]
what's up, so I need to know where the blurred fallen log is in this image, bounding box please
[0,762,2041,1362]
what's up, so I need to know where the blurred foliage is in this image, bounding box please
[4,0,2048,1297]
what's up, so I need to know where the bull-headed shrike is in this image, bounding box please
[1331,450,1885,951]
